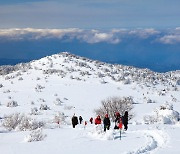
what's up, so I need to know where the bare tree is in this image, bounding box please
[94,96,134,121]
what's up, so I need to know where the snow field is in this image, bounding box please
[0,52,180,154]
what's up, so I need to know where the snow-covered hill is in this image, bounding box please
[0,52,180,154]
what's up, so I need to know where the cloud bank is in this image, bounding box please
[1,28,179,44]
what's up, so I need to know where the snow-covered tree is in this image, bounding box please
[94,96,134,121]
[6,100,18,107]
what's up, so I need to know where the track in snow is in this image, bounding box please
[126,129,168,154]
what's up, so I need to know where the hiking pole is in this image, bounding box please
[120,129,121,140]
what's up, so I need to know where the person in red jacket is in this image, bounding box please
[95,115,101,125]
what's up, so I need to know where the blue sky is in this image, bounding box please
[0,0,180,28]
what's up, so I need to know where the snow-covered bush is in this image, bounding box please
[35,84,45,92]
[3,113,21,130]
[53,112,67,125]
[54,98,63,106]
[31,101,35,105]
[38,98,46,102]
[176,79,180,85]
[24,128,46,142]
[123,78,131,84]
[3,113,45,131]
[64,105,74,110]
[144,103,179,124]
[54,93,58,96]
[18,77,23,81]
[3,89,10,93]
[0,83,3,88]
[8,96,12,99]
[94,96,134,121]
[147,99,155,104]
[39,104,50,110]
[36,77,41,80]
[6,100,18,107]
[30,107,39,115]
[143,115,157,124]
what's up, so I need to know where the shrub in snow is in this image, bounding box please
[17,117,44,131]
[38,98,46,102]
[3,89,10,93]
[30,107,39,115]
[64,105,74,110]
[24,128,46,142]
[143,103,179,124]
[147,99,155,104]
[36,77,41,80]
[64,97,68,100]
[31,101,35,105]
[0,83,3,88]
[3,113,21,130]
[176,79,180,85]
[95,96,134,121]
[54,98,63,106]
[8,96,12,99]
[35,84,45,92]
[3,113,45,131]
[6,100,18,107]
[100,79,107,84]
[54,93,58,96]
[123,78,131,84]
[53,112,67,126]
[39,104,50,110]
[18,77,23,81]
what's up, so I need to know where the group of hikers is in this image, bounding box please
[71,111,128,132]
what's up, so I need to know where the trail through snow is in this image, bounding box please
[126,129,168,154]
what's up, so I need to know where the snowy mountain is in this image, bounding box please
[0,52,180,154]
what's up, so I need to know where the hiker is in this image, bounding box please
[123,111,128,130]
[95,115,101,125]
[79,116,83,124]
[114,112,122,129]
[89,117,93,124]
[72,114,78,128]
[103,114,111,132]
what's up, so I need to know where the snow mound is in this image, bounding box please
[144,103,179,124]
[88,125,114,140]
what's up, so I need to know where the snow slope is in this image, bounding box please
[0,52,180,154]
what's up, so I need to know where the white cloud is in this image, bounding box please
[159,35,180,44]
[128,28,160,38]
[1,28,180,45]
[0,28,120,44]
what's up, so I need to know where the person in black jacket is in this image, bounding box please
[123,111,128,130]
[103,114,111,132]
[72,114,78,128]
[79,116,83,124]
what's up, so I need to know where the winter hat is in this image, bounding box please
[116,112,120,116]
